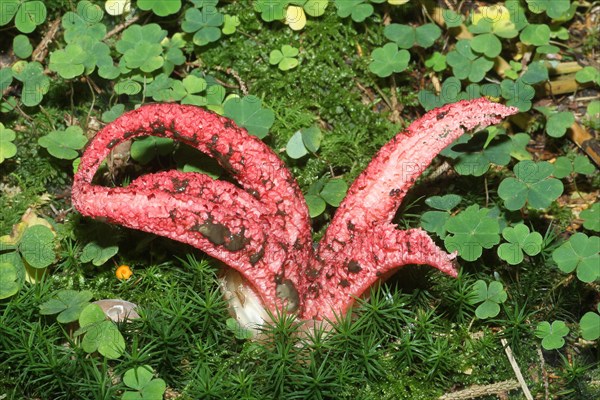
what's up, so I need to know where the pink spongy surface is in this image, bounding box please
[73,99,518,322]
[73,104,312,312]
[299,98,518,320]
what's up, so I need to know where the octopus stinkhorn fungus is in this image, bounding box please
[72,99,517,332]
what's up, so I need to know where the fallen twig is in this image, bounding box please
[439,379,521,400]
[501,338,534,400]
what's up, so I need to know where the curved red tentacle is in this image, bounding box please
[301,99,518,320]
[72,103,312,312]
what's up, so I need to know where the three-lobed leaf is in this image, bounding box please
[38,126,87,160]
[552,233,599,283]
[0,262,19,299]
[470,280,507,319]
[535,320,569,350]
[122,365,167,400]
[0,123,17,163]
[19,225,55,269]
[78,304,125,359]
[369,43,410,78]
[579,305,600,341]
[223,96,275,139]
[39,289,93,323]
[286,126,322,159]
[137,0,182,16]
[80,241,119,266]
[498,160,563,210]
[269,45,299,71]
[444,205,500,261]
[580,203,599,232]
[497,224,543,265]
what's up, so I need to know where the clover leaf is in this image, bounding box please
[114,79,142,96]
[510,133,533,161]
[535,321,569,350]
[501,78,535,111]
[105,0,131,16]
[497,224,543,265]
[116,24,167,72]
[38,126,88,160]
[384,23,441,49]
[470,33,502,58]
[520,24,551,46]
[580,203,599,232]
[575,66,600,86]
[286,126,322,159]
[469,280,507,319]
[137,0,181,16]
[0,67,13,92]
[0,123,17,163]
[579,305,600,341]
[222,14,240,35]
[130,136,174,165]
[19,225,55,269]
[584,101,600,129]
[547,111,575,138]
[320,178,348,207]
[269,45,299,71]
[39,289,94,323]
[425,52,446,72]
[0,262,19,299]
[553,155,595,179]
[122,365,167,400]
[335,0,374,23]
[0,0,47,33]
[305,177,349,218]
[444,205,500,261]
[254,0,288,22]
[498,160,563,210]
[470,5,519,38]
[101,104,126,123]
[62,1,105,42]
[525,0,570,19]
[49,44,87,79]
[521,61,549,85]
[369,43,410,78]
[420,195,462,239]
[13,35,33,59]
[304,0,328,17]
[76,303,125,359]
[12,61,50,107]
[552,233,599,283]
[223,95,275,139]
[418,77,462,111]
[441,131,512,176]
[80,241,119,266]
[182,6,223,46]
[446,40,494,83]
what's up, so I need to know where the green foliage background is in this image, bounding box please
[0,0,598,398]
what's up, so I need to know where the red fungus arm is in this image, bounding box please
[72,104,312,312]
[301,99,518,320]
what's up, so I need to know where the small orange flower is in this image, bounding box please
[115,265,132,280]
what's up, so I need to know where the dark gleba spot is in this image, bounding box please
[249,246,265,265]
[107,139,119,149]
[224,231,246,251]
[171,177,189,193]
[191,220,229,246]
[436,111,448,120]
[347,260,362,274]
[339,279,350,288]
